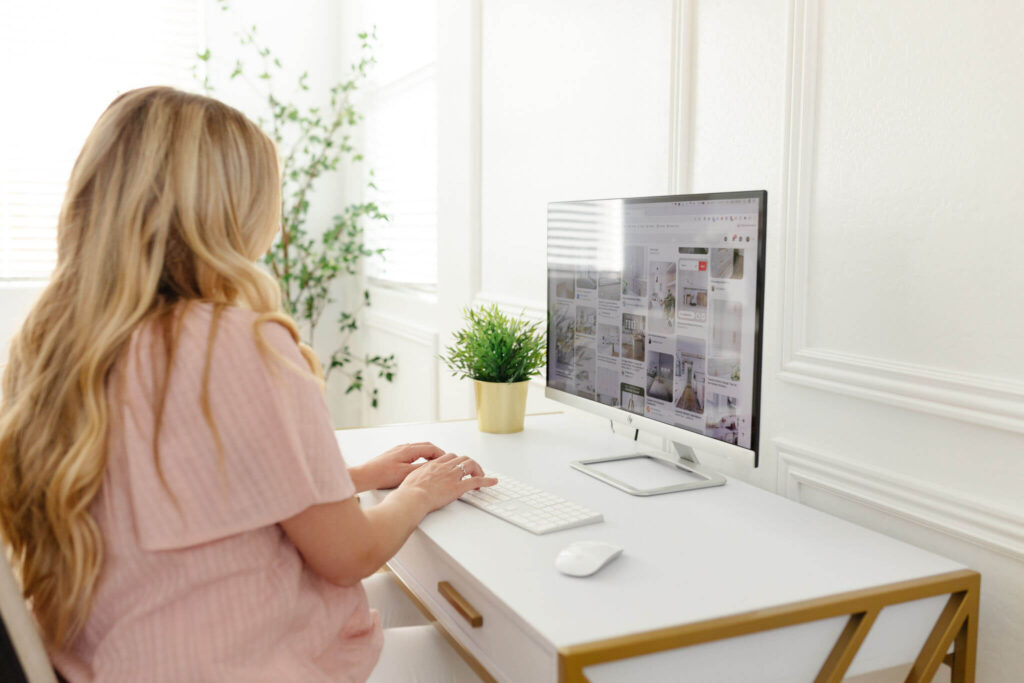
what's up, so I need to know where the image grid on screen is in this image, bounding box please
[547,195,760,450]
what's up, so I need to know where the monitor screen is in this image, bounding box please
[546,191,766,454]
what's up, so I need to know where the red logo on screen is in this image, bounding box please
[698,261,707,271]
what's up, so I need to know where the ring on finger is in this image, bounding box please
[457,463,468,478]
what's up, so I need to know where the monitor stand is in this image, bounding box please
[570,432,727,496]
[671,442,727,490]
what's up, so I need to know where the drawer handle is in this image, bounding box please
[437,581,483,628]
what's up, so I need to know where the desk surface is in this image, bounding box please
[337,412,964,650]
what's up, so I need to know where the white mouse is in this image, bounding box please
[555,541,623,577]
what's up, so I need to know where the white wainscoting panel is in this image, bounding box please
[776,0,1024,434]
[778,350,1024,435]
[363,311,440,426]
[775,438,1024,564]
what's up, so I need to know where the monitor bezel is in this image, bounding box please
[544,189,767,467]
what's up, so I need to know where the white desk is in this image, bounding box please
[338,413,978,682]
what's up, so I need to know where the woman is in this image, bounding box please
[0,87,495,682]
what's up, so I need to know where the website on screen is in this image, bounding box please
[547,197,760,449]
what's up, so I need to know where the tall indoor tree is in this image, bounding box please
[195,2,395,408]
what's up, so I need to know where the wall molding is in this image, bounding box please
[472,291,545,322]
[667,0,694,193]
[777,0,1024,433]
[778,0,818,369]
[363,310,439,350]
[775,438,1024,563]
[363,310,440,421]
[779,348,1024,434]
[365,62,437,103]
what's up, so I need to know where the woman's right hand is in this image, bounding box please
[397,452,497,513]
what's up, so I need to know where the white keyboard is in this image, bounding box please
[459,473,603,535]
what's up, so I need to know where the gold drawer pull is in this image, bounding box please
[437,581,483,627]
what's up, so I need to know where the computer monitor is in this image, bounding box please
[545,190,767,468]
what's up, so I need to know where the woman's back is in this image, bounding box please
[51,303,382,682]
[1,87,490,683]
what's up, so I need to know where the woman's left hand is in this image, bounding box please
[351,442,446,492]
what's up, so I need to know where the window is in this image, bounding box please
[358,0,438,289]
[0,0,203,280]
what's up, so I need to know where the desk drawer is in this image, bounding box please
[389,530,557,683]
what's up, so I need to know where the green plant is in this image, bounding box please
[194,0,395,407]
[442,305,546,383]
[663,291,675,322]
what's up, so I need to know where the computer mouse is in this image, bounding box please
[555,541,623,577]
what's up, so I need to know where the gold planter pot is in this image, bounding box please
[473,379,529,434]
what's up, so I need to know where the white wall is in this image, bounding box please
[477,0,676,419]
[474,0,1024,680]
[479,0,674,306]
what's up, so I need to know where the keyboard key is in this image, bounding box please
[458,473,603,535]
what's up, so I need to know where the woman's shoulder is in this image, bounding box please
[186,301,293,340]
[123,302,302,385]
[138,301,295,350]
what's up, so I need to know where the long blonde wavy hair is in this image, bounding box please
[0,86,321,646]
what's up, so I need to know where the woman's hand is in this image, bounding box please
[350,442,447,492]
[282,452,497,587]
[397,453,497,513]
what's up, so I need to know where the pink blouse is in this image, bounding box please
[51,303,383,682]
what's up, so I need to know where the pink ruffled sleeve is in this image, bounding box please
[118,305,354,551]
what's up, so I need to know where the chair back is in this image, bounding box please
[0,551,58,683]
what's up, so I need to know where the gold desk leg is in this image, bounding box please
[558,655,586,683]
[815,609,880,683]
[906,587,975,683]
[947,577,980,683]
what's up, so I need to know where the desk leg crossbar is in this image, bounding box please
[557,569,980,683]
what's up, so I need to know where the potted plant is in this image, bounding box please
[442,305,546,433]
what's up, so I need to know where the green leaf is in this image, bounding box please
[440,305,546,383]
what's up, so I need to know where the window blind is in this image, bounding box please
[359,0,438,289]
[0,0,203,281]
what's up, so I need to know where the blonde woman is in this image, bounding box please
[0,87,495,682]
